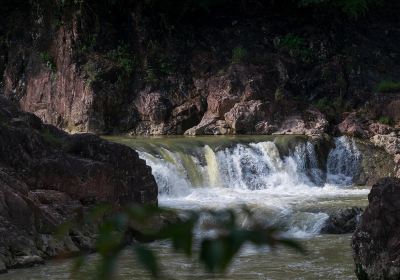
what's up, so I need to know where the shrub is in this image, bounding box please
[231,46,248,64]
[376,80,400,93]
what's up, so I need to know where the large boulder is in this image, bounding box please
[352,178,400,280]
[0,96,158,271]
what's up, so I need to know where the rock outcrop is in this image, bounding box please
[352,178,400,280]
[0,96,157,271]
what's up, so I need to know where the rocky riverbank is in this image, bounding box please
[0,96,157,272]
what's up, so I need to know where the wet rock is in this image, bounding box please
[352,177,400,280]
[320,207,363,234]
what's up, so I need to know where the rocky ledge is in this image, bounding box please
[352,177,400,280]
[0,96,157,272]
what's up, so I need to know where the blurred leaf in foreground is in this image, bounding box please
[68,204,304,279]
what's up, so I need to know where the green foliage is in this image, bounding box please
[278,34,313,62]
[62,204,303,279]
[39,51,57,72]
[376,80,400,93]
[377,116,393,125]
[107,43,136,75]
[231,46,248,64]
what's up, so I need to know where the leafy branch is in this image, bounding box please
[59,204,304,279]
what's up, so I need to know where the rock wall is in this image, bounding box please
[352,178,400,279]
[0,96,157,271]
[1,0,400,137]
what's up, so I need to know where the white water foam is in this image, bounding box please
[137,136,368,237]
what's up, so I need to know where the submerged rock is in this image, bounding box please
[0,96,158,271]
[320,207,363,234]
[352,177,400,280]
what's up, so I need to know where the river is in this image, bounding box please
[1,135,369,279]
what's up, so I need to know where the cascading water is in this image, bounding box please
[327,136,362,185]
[132,135,369,238]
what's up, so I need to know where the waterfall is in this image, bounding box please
[133,136,367,237]
[136,136,363,196]
[327,136,362,185]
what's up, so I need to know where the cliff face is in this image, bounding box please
[1,0,400,136]
[0,96,157,271]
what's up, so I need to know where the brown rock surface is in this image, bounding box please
[0,96,157,271]
[224,100,266,133]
